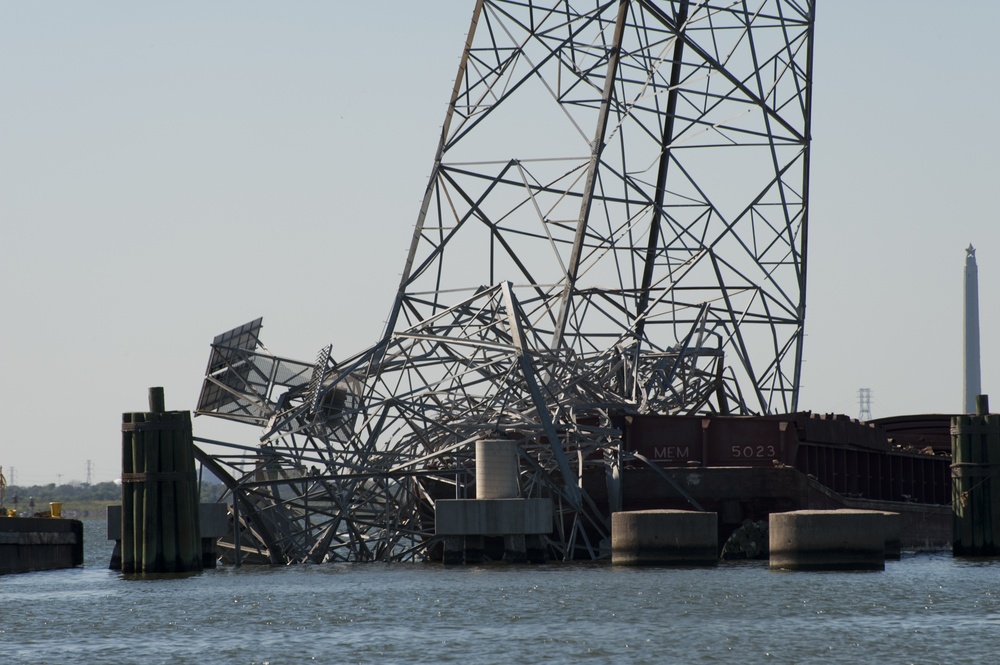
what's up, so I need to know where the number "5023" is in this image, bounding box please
[731,445,776,458]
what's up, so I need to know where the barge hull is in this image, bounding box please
[585,466,950,551]
[0,517,84,575]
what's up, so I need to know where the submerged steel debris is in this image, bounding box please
[194,0,815,563]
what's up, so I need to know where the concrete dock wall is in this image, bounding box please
[0,518,84,575]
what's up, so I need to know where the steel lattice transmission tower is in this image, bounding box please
[195,0,815,564]
[858,388,872,421]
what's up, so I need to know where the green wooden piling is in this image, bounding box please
[131,413,146,572]
[158,412,179,572]
[120,389,203,574]
[121,412,136,574]
[142,416,161,573]
[148,386,165,415]
[953,415,973,551]
[990,414,1000,551]
[176,411,201,570]
[952,395,1000,556]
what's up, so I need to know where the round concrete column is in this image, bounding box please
[475,439,519,499]
[769,510,885,571]
[612,509,718,566]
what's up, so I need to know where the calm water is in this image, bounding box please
[2,521,998,664]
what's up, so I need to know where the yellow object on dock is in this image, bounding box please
[49,502,62,518]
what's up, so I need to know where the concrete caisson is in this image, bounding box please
[435,498,553,537]
[475,439,519,499]
[612,509,718,566]
[769,510,886,571]
[435,439,552,564]
[880,511,902,560]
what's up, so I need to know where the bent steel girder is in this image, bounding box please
[194,0,814,562]
[198,285,632,561]
[392,0,812,414]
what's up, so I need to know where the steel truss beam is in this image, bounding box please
[195,0,814,563]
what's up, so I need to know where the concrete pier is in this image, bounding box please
[0,517,84,575]
[435,437,552,564]
[436,498,552,563]
[612,509,718,566]
[436,498,552,536]
[880,511,902,560]
[769,510,885,571]
[476,439,519,499]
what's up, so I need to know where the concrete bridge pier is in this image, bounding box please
[611,509,718,566]
[769,510,886,571]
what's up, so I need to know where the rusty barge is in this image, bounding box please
[595,412,953,551]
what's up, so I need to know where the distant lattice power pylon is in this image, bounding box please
[194,0,815,564]
[859,388,872,421]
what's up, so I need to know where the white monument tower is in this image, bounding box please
[964,244,981,413]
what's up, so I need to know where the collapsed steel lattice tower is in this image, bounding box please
[195,0,815,563]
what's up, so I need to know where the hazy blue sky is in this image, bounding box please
[3,2,998,485]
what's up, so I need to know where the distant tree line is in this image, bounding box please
[4,481,120,506]
[3,480,228,508]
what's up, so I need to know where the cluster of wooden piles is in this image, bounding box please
[952,395,1000,556]
[120,387,202,573]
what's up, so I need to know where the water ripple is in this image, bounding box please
[3,521,999,664]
